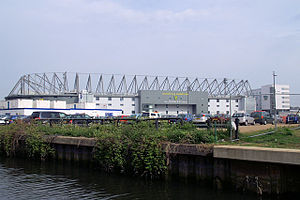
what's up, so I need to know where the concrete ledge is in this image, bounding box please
[162,142,213,156]
[45,136,97,147]
[214,145,300,165]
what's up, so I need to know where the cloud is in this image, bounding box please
[47,0,211,24]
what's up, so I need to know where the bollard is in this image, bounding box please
[155,118,159,130]
[214,121,217,142]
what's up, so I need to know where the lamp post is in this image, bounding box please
[229,95,232,140]
[187,86,190,114]
[273,71,277,130]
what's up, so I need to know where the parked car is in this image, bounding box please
[232,112,255,126]
[165,115,179,123]
[26,111,68,124]
[6,115,27,124]
[69,113,93,124]
[178,114,194,122]
[141,112,161,119]
[211,114,230,124]
[192,113,210,124]
[250,111,274,125]
[0,115,10,125]
[273,115,283,124]
[286,114,299,124]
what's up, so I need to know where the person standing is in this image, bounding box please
[234,117,240,139]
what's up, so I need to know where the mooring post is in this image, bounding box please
[155,118,159,130]
[214,121,217,142]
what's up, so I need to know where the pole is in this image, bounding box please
[273,71,277,131]
[229,95,232,140]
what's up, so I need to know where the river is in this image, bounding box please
[0,156,269,200]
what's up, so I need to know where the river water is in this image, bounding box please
[0,156,268,200]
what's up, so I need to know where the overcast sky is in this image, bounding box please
[1,0,300,105]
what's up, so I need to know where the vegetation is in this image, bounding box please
[1,121,300,177]
[0,121,229,178]
[0,123,54,159]
[223,127,300,149]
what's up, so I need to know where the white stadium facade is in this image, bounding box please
[0,72,256,117]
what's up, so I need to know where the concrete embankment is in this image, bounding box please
[12,136,300,195]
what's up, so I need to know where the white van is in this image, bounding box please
[141,112,161,119]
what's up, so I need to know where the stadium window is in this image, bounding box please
[166,111,168,114]
[108,104,112,106]
[120,97,124,101]
[120,104,124,106]
[108,97,112,101]
[216,99,219,102]
[132,97,135,101]
[96,97,99,101]
[132,111,135,114]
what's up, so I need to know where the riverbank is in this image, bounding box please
[1,123,300,196]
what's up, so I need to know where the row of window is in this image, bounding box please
[208,111,230,114]
[96,104,135,107]
[209,99,239,103]
[208,105,238,107]
[95,97,136,101]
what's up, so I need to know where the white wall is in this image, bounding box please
[33,100,50,108]
[95,96,138,115]
[0,108,122,117]
[255,84,290,111]
[50,100,66,109]
[208,98,239,115]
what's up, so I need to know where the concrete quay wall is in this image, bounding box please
[214,145,300,165]
[19,136,300,195]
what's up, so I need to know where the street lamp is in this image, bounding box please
[273,71,277,130]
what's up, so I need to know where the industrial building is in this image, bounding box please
[1,72,255,116]
[252,84,290,114]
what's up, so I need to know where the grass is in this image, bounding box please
[222,126,300,149]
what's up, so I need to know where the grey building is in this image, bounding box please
[139,90,208,115]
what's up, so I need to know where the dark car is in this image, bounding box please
[69,113,93,124]
[177,114,194,122]
[250,111,274,125]
[286,114,299,124]
[27,111,67,124]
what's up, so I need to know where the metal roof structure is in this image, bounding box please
[8,72,252,97]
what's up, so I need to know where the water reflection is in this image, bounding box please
[0,157,265,200]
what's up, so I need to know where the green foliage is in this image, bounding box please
[0,120,232,178]
[0,123,54,160]
[234,127,300,149]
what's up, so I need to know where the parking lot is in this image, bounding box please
[239,123,299,134]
